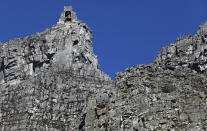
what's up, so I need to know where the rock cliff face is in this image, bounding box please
[155,22,207,75]
[0,7,113,131]
[0,6,207,131]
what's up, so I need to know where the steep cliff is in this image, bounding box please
[110,23,207,131]
[0,7,113,131]
[0,6,207,131]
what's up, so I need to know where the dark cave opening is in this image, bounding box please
[73,40,79,46]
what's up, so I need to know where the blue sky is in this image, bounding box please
[0,0,207,79]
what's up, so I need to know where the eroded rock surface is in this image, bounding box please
[155,22,207,75]
[113,65,207,131]
[0,7,113,131]
[0,6,207,131]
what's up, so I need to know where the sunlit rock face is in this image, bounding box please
[0,6,113,131]
[110,22,207,131]
[0,6,207,131]
[155,22,207,75]
[0,6,110,85]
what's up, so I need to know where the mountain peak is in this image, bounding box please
[0,6,206,131]
[0,7,111,85]
[58,6,78,25]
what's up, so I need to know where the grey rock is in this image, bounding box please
[0,6,112,131]
[0,6,207,131]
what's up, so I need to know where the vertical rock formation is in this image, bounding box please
[109,22,207,130]
[0,6,114,130]
[0,6,207,131]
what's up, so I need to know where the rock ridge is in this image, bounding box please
[0,6,207,131]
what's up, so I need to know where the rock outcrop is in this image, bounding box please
[155,22,207,75]
[0,7,113,131]
[0,6,207,131]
